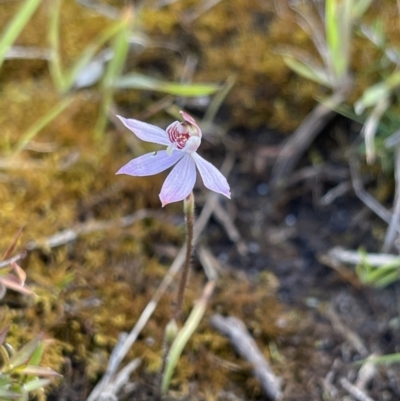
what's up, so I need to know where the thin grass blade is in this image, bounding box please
[0,388,21,398]
[0,0,42,68]
[9,334,44,370]
[114,73,220,96]
[12,96,74,155]
[23,378,51,392]
[64,20,129,92]
[326,0,352,82]
[357,353,400,365]
[161,281,215,394]
[47,0,65,92]
[351,0,373,19]
[0,325,10,345]
[282,56,332,87]
[19,366,61,377]
[95,9,132,138]
[27,339,44,366]
[362,96,390,163]
[2,228,23,260]
[355,69,400,113]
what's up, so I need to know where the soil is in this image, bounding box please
[209,118,400,401]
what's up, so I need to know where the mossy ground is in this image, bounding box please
[1,0,400,400]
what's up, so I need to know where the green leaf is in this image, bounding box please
[282,56,332,87]
[362,96,390,163]
[48,0,130,93]
[351,0,373,19]
[47,0,65,91]
[0,376,11,386]
[0,344,11,369]
[114,73,220,96]
[361,19,385,48]
[9,334,44,370]
[386,70,400,89]
[27,340,44,366]
[355,83,389,114]
[355,71,400,114]
[0,0,42,68]
[19,365,61,377]
[0,388,21,398]
[326,0,339,69]
[161,282,215,394]
[23,378,51,392]
[357,353,400,365]
[326,0,352,80]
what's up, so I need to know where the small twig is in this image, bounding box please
[5,46,51,60]
[340,377,375,401]
[271,90,347,188]
[327,246,400,267]
[213,201,248,256]
[211,314,283,401]
[321,369,339,400]
[95,332,129,398]
[383,146,400,252]
[318,253,363,289]
[355,356,378,391]
[323,305,368,357]
[197,246,220,281]
[101,358,141,400]
[40,210,156,247]
[0,253,26,270]
[283,164,348,187]
[0,210,161,269]
[349,156,396,227]
[319,181,352,206]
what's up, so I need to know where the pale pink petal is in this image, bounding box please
[191,153,231,198]
[159,154,196,206]
[116,150,184,176]
[117,115,171,146]
[180,110,202,138]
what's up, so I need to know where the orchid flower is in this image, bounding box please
[116,111,231,206]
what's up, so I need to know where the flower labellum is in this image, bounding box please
[116,111,231,206]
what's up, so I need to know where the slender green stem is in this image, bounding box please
[157,318,177,395]
[161,281,215,394]
[173,192,195,321]
[0,0,42,68]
